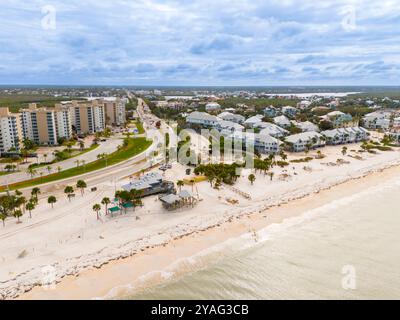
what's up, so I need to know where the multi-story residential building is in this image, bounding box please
[273,115,291,128]
[205,102,221,112]
[186,111,220,127]
[102,98,127,126]
[393,117,400,129]
[215,120,244,136]
[0,107,23,155]
[320,111,353,127]
[282,106,298,118]
[20,104,58,146]
[257,122,289,138]
[293,121,320,132]
[54,104,73,140]
[362,111,392,130]
[244,115,263,128]
[284,131,325,152]
[322,127,369,145]
[263,106,278,118]
[230,131,280,154]
[68,101,106,134]
[218,112,245,124]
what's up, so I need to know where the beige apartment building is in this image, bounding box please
[0,107,23,155]
[67,100,106,135]
[20,103,58,146]
[102,98,127,126]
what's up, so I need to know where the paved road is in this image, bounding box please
[10,96,173,197]
[0,138,119,185]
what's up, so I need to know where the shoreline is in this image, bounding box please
[16,158,400,300]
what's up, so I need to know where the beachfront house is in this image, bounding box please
[186,111,220,128]
[322,127,370,145]
[273,115,291,128]
[218,112,245,124]
[121,172,175,197]
[257,122,289,138]
[230,131,280,154]
[282,106,298,118]
[362,111,392,130]
[284,131,326,152]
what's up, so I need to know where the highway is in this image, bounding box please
[2,95,173,197]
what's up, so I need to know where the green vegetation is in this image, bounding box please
[290,157,314,163]
[194,163,243,186]
[126,97,138,110]
[0,137,152,192]
[0,94,84,112]
[134,121,145,134]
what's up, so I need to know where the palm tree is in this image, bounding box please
[47,196,57,208]
[25,201,35,219]
[15,190,23,197]
[27,167,37,178]
[93,204,101,220]
[64,186,74,201]
[76,180,87,195]
[31,187,41,202]
[248,174,256,185]
[57,166,62,174]
[43,153,48,163]
[177,180,184,192]
[342,146,348,156]
[101,197,111,215]
[46,166,52,174]
[268,172,274,181]
[14,209,23,223]
[75,160,80,168]
[0,213,6,227]
[79,140,85,151]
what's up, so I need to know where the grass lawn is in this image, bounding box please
[0,171,18,177]
[28,143,100,170]
[0,137,152,191]
[134,121,145,134]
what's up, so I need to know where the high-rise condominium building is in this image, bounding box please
[21,104,57,146]
[0,107,23,155]
[68,101,106,135]
[102,98,127,126]
[54,104,73,140]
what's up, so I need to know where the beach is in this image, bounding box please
[1,144,399,299]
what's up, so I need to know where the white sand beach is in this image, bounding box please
[0,144,399,299]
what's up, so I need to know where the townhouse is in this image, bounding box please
[362,111,392,130]
[273,115,291,128]
[293,121,320,132]
[322,127,370,145]
[230,131,280,154]
[186,111,220,128]
[282,106,298,118]
[284,131,326,152]
[218,112,245,124]
[257,122,289,138]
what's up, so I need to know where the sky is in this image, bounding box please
[0,0,399,86]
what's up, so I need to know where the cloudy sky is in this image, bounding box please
[0,0,399,85]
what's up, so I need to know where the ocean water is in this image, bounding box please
[125,176,400,300]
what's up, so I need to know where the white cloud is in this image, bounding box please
[0,0,399,85]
